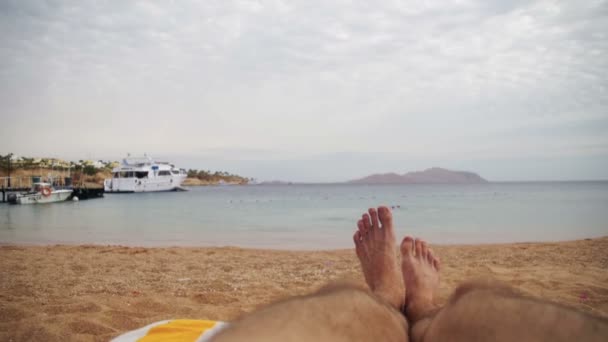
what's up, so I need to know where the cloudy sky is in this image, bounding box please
[1,0,607,182]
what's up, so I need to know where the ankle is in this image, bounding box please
[406,298,437,323]
[375,286,405,311]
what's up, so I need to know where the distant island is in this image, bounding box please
[348,167,488,184]
[259,180,293,185]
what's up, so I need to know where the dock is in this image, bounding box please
[1,176,104,203]
[70,187,104,200]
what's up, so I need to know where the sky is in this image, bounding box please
[1,0,607,182]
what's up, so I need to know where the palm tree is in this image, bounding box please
[1,153,14,187]
[187,169,198,178]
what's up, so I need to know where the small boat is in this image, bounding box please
[103,155,187,193]
[15,182,72,204]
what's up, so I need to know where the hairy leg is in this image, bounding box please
[417,280,608,342]
[400,236,608,342]
[209,284,409,342]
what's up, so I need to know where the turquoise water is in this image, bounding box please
[1,182,607,249]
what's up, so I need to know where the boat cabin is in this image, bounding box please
[32,182,52,192]
[111,169,186,179]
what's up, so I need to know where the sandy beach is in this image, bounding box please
[1,237,607,341]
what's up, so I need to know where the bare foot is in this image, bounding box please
[353,206,405,311]
[400,236,441,322]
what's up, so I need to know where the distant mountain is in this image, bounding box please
[348,167,488,184]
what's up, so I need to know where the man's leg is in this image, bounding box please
[399,237,608,342]
[211,207,409,342]
[209,284,408,342]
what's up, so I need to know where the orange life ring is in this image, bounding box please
[41,187,52,197]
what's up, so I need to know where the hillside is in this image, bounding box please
[348,167,488,184]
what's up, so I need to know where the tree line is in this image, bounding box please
[1,154,251,183]
[0,153,111,176]
[186,169,250,183]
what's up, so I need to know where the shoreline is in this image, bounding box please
[1,235,606,251]
[1,237,607,341]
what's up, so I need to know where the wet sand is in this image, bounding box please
[1,237,607,341]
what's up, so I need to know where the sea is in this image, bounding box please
[1,182,607,249]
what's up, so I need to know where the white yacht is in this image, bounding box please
[104,156,187,193]
[16,183,73,204]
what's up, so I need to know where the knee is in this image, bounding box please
[449,278,520,306]
[314,280,369,296]
[314,283,410,333]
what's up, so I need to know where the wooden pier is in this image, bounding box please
[70,187,104,200]
[1,176,104,203]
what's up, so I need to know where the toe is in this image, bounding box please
[421,241,428,258]
[357,220,366,235]
[433,258,440,271]
[400,236,414,256]
[361,213,374,235]
[354,231,363,257]
[353,231,361,245]
[427,248,434,263]
[377,206,393,230]
[368,208,379,229]
[415,239,423,257]
[362,213,372,234]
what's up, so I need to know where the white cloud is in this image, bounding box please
[0,0,607,181]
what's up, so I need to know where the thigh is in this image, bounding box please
[422,281,608,342]
[211,284,409,342]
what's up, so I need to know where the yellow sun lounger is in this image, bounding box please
[111,319,228,342]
